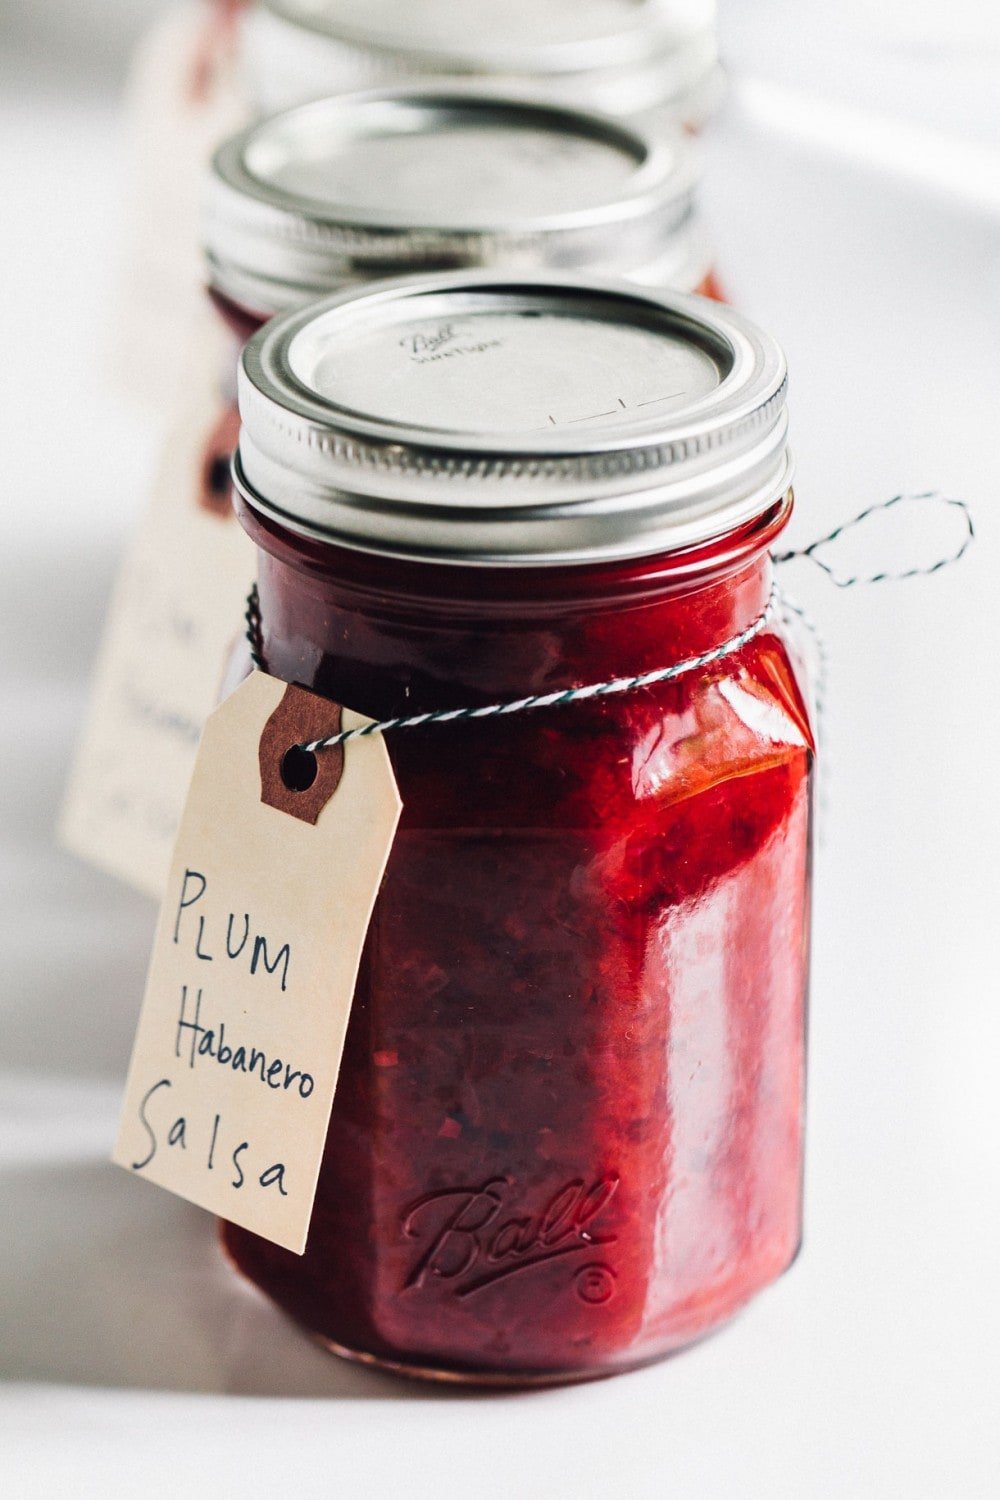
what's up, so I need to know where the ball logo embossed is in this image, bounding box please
[401,1175,620,1301]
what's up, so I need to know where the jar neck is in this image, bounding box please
[238,494,792,719]
[207,283,270,346]
[207,284,271,405]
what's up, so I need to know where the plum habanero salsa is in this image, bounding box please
[228,272,814,1384]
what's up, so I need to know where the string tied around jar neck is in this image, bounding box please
[243,491,974,753]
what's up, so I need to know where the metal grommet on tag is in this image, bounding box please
[259,683,345,824]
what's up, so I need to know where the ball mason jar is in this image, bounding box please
[229,272,814,1384]
[199,85,722,508]
[240,0,723,130]
[203,85,722,334]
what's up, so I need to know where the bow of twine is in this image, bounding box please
[772,490,974,585]
[244,491,974,753]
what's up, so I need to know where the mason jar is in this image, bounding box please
[228,271,814,1384]
[204,85,722,329]
[198,84,721,509]
[240,0,723,130]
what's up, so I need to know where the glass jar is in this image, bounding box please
[229,272,813,1384]
[240,0,723,132]
[204,85,722,326]
[199,85,722,507]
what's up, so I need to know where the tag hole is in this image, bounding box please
[208,453,232,494]
[280,745,318,794]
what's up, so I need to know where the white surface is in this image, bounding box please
[1,7,999,1498]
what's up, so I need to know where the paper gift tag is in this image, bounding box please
[113,672,402,1255]
[60,342,254,899]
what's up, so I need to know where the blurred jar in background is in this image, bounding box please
[228,273,812,1384]
[199,85,723,511]
[241,0,723,132]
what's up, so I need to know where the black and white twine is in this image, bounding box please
[245,584,265,673]
[772,490,975,586]
[244,492,973,754]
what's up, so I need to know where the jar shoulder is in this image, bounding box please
[389,631,815,833]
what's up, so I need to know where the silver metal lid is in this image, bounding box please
[235,271,790,567]
[243,0,722,127]
[205,88,705,316]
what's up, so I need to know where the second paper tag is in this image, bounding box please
[60,335,253,899]
[113,672,402,1255]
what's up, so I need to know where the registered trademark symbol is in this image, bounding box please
[574,1262,616,1305]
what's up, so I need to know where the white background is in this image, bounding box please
[1,3,999,1496]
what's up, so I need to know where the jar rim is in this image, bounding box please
[238,486,795,607]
